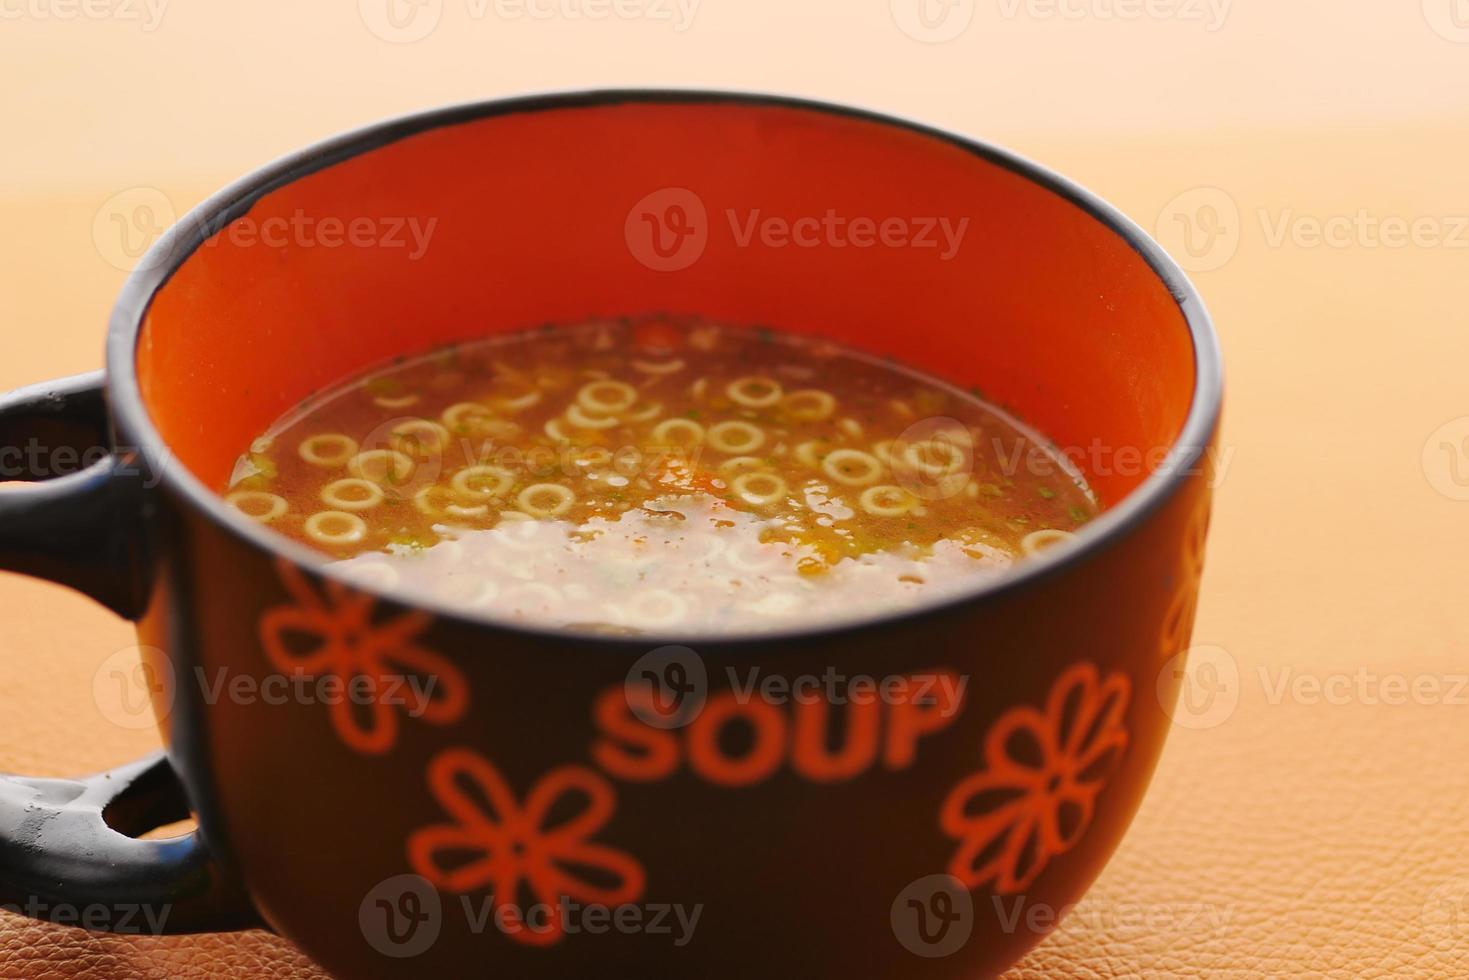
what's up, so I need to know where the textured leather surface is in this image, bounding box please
[0,925,327,980]
[2,120,1467,977]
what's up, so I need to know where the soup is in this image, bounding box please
[223,318,1099,634]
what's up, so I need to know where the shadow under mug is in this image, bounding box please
[0,91,1220,978]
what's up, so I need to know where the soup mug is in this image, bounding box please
[0,92,1220,978]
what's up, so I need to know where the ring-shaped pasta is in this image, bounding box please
[565,403,620,430]
[794,440,829,468]
[413,485,454,516]
[320,478,385,512]
[1021,528,1078,556]
[706,420,766,454]
[570,447,614,470]
[781,389,837,422]
[372,393,420,410]
[517,483,575,518]
[495,387,543,412]
[726,376,783,407]
[416,485,491,520]
[723,540,783,571]
[348,449,415,485]
[731,472,787,506]
[632,358,686,376]
[872,440,897,467]
[452,465,515,499]
[650,418,705,448]
[620,400,663,423]
[390,419,451,457]
[718,456,766,478]
[858,484,916,517]
[503,582,564,612]
[441,401,497,432]
[577,379,638,415]
[822,448,884,487]
[487,514,542,551]
[625,589,689,626]
[298,433,359,467]
[304,510,367,546]
[902,438,968,476]
[226,490,287,523]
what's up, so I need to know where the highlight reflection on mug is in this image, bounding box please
[1157,644,1239,730]
[92,645,175,731]
[891,874,974,958]
[93,187,176,274]
[890,0,975,43]
[625,187,709,272]
[360,874,443,958]
[1154,186,1241,273]
[358,0,444,42]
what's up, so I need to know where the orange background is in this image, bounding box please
[2,2,1468,975]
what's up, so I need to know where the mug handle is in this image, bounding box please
[0,372,258,933]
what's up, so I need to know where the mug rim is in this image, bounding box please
[105,87,1223,648]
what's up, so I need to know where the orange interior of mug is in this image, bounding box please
[136,98,1195,506]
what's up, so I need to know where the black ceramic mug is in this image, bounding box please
[0,91,1219,978]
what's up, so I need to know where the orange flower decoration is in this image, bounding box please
[408,749,646,947]
[259,561,468,754]
[940,663,1130,894]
